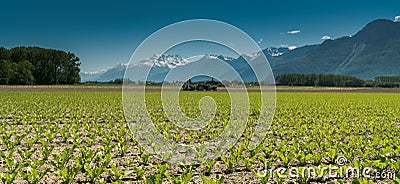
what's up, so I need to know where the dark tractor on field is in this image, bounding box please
[182,78,220,91]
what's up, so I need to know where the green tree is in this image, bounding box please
[1,46,81,85]
[0,60,12,84]
[0,47,10,61]
[17,61,34,85]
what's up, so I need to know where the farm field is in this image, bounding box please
[0,88,400,183]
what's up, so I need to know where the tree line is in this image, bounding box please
[0,46,80,85]
[276,73,400,88]
[84,74,400,88]
[374,76,400,83]
[368,76,400,88]
[276,73,365,87]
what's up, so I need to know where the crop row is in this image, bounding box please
[0,92,399,183]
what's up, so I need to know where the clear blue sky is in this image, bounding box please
[1,0,399,72]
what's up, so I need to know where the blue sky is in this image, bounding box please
[1,0,399,72]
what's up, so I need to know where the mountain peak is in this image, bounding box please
[139,54,188,69]
[367,19,397,25]
[353,19,400,43]
[274,19,400,79]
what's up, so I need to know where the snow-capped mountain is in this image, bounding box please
[80,54,235,82]
[79,46,299,82]
[241,47,290,62]
[139,54,190,69]
[264,47,289,57]
[80,70,106,82]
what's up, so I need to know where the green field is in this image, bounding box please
[0,90,399,183]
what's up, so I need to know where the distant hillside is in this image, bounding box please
[268,45,318,67]
[273,19,400,79]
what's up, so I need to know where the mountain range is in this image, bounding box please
[80,19,400,82]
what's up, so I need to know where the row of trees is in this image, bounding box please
[85,74,400,88]
[366,76,400,88]
[277,73,400,88]
[374,76,400,83]
[0,47,80,85]
[276,73,365,87]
